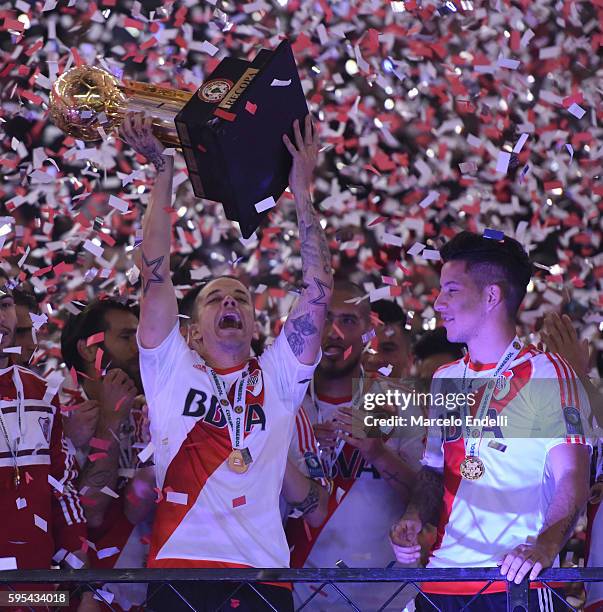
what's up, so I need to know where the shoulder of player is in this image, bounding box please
[523,348,578,380]
[15,366,49,393]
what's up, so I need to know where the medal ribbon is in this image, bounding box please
[461,336,522,460]
[207,362,252,452]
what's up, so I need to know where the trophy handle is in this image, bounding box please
[122,80,192,147]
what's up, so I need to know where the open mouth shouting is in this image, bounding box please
[218,311,243,330]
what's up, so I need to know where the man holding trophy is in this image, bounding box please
[121,109,331,611]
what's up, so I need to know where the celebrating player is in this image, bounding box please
[391,231,592,611]
[121,111,332,612]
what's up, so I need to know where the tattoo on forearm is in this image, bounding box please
[298,205,331,277]
[142,253,165,295]
[286,313,318,356]
[381,468,413,493]
[141,146,166,172]
[293,480,320,516]
[411,467,443,525]
[308,277,330,311]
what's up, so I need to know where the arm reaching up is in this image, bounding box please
[120,112,177,348]
[282,115,333,365]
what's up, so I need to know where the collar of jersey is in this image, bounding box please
[212,361,248,375]
[463,345,534,372]
[316,392,353,405]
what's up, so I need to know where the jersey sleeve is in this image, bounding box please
[51,400,87,554]
[288,404,323,479]
[532,352,592,453]
[137,322,189,401]
[420,372,447,473]
[259,331,321,411]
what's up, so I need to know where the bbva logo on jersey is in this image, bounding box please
[182,387,266,432]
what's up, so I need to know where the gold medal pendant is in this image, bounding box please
[460,456,485,480]
[228,449,249,474]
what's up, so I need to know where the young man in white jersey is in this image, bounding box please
[287,280,420,611]
[121,112,332,612]
[391,231,592,612]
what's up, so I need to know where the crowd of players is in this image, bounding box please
[0,113,602,612]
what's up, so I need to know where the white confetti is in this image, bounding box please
[16,498,26,510]
[48,475,64,494]
[407,242,426,257]
[567,103,586,119]
[270,78,292,87]
[97,547,120,560]
[137,442,155,463]
[166,491,189,505]
[254,196,276,213]
[0,557,17,570]
[34,514,48,532]
[496,151,511,174]
[108,195,129,213]
[418,191,438,209]
[513,133,529,154]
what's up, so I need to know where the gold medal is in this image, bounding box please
[460,456,485,480]
[228,449,248,474]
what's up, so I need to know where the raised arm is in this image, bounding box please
[120,112,177,349]
[282,115,333,365]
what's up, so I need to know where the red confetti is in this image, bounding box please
[213,108,237,122]
[86,332,105,347]
[245,101,257,115]
[232,495,246,508]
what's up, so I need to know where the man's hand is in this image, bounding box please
[283,114,319,196]
[120,112,169,172]
[333,406,386,464]
[499,539,557,583]
[99,368,137,426]
[390,513,423,564]
[62,400,99,449]
[541,312,590,378]
[313,421,339,451]
[590,482,603,505]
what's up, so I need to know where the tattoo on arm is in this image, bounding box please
[308,277,330,311]
[286,312,318,356]
[141,146,166,172]
[410,467,443,525]
[298,205,331,277]
[293,480,320,516]
[381,468,413,492]
[142,253,165,295]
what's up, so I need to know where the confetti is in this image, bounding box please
[166,491,189,505]
[271,78,292,87]
[34,514,48,532]
[0,558,17,570]
[567,103,586,119]
[254,196,277,214]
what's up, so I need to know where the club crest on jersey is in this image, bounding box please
[38,416,51,443]
[304,451,324,479]
[563,406,583,435]
[246,369,263,397]
[494,371,513,400]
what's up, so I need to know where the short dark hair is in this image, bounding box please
[371,299,407,329]
[13,287,39,313]
[61,298,137,373]
[414,328,465,361]
[440,231,532,317]
[179,284,204,322]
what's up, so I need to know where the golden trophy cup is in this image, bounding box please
[49,65,189,146]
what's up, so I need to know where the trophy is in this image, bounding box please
[49,41,308,238]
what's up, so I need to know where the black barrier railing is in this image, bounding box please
[1,568,602,611]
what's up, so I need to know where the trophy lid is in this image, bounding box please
[175,40,309,239]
